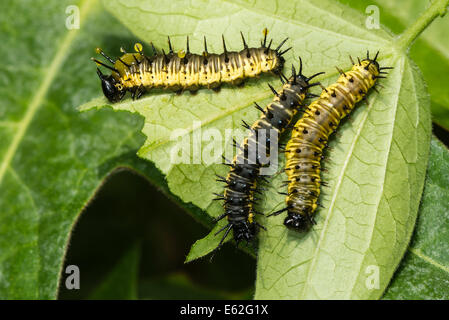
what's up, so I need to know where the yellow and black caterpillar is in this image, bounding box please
[92,30,290,102]
[212,61,323,251]
[269,52,391,231]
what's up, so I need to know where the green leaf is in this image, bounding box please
[338,0,449,129]
[84,0,433,299]
[0,0,138,299]
[88,243,140,299]
[383,137,449,299]
[255,59,431,300]
[0,0,207,299]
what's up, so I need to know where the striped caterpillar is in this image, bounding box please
[269,51,391,231]
[92,30,290,102]
[212,60,323,252]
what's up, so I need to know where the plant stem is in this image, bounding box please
[396,0,449,52]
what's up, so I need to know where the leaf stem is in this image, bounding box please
[396,0,449,52]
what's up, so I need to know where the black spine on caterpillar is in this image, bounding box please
[270,51,391,232]
[91,30,291,103]
[212,60,324,254]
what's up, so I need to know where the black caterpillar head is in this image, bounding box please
[284,211,313,232]
[233,221,257,243]
[96,69,124,103]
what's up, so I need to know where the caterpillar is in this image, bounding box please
[212,60,323,253]
[269,51,392,231]
[92,30,290,102]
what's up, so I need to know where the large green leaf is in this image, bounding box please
[255,58,430,299]
[81,0,435,299]
[1,0,444,300]
[0,0,208,299]
[0,0,130,299]
[383,137,449,299]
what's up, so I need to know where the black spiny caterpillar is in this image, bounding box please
[212,60,323,254]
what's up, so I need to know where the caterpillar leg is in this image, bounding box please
[255,221,267,231]
[267,206,288,217]
[213,212,228,223]
[237,79,246,87]
[209,223,234,262]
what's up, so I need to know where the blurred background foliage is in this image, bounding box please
[59,167,254,299]
[56,0,449,299]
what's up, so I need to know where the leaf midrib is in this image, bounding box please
[299,55,403,299]
[347,56,405,298]
[409,248,449,273]
[0,0,97,299]
[0,0,96,187]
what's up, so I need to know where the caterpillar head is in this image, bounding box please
[233,221,257,243]
[284,212,313,232]
[97,69,125,103]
